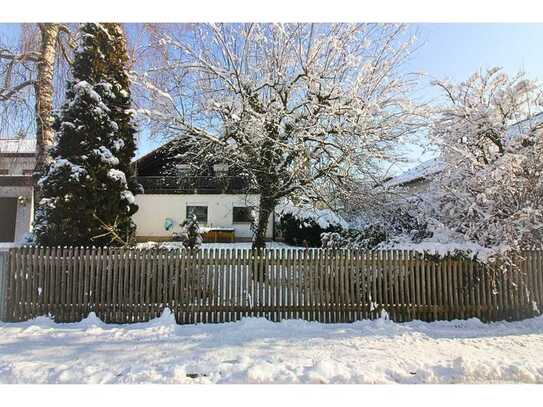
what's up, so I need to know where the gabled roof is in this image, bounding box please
[133,139,187,177]
[133,139,177,165]
[0,138,36,155]
[383,158,444,188]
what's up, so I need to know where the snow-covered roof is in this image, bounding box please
[383,158,444,188]
[0,138,36,155]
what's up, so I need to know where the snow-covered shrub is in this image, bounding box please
[320,232,345,249]
[321,225,387,249]
[278,213,343,247]
[431,67,543,255]
[176,215,203,250]
[276,202,351,248]
[380,206,433,243]
[321,210,432,251]
[325,180,435,250]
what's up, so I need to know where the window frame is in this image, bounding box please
[186,205,208,224]
[175,163,191,174]
[232,206,254,224]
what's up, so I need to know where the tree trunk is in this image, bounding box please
[252,195,275,249]
[33,23,59,202]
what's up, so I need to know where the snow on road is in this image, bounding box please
[1,311,543,384]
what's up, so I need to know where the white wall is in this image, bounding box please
[0,186,33,242]
[0,156,35,175]
[133,194,273,240]
[0,155,36,241]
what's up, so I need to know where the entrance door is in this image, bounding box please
[0,197,17,242]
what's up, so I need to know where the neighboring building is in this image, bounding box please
[0,139,36,243]
[382,157,444,194]
[132,141,273,242]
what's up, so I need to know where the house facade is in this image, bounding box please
[1,137,274,244]
[132,141,273,242]
[0,139,36,243]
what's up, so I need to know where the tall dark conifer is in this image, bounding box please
[34,23,139,246]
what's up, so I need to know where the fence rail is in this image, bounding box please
[1,247,542,324]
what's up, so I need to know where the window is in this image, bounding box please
[175,163,191,175]
[0,169,8,175]
[213,163,229,175]
[233,206,254,223]
[22,169,33,176]
[186,205,208,223]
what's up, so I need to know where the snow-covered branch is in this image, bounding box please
[134,23,426,246]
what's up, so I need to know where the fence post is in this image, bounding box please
[0,250,9,322]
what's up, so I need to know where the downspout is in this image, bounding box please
[272,205,276,242]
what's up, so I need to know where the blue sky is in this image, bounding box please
[393,23,543,170]
[411,24,543,83]
[2,23,543,169]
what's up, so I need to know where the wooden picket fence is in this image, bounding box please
[0,246,542,324]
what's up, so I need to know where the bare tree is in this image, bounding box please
[0,23,74,200]
[430,67,543,253]
[0,24,41,137]
[135,23,424,247]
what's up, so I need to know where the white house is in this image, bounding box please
[1,137,274,244]
[0,138,36,243]
[132,141,274,242]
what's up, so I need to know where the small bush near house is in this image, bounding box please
[278,213,343,247]
[385,207,433,244]
[321,225,387,249]
[174,215,203,249]
[321,208,433,250]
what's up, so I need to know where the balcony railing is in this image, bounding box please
[137,176,252,194]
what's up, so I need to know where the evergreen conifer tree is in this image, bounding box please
[34,23,139,246]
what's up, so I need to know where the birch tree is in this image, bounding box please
[136,23,423,247]
[0,23,73,198]
[34,24,61,180]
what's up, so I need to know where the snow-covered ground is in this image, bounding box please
[1,311,543,384]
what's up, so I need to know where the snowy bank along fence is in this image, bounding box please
[0,246,542,324]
